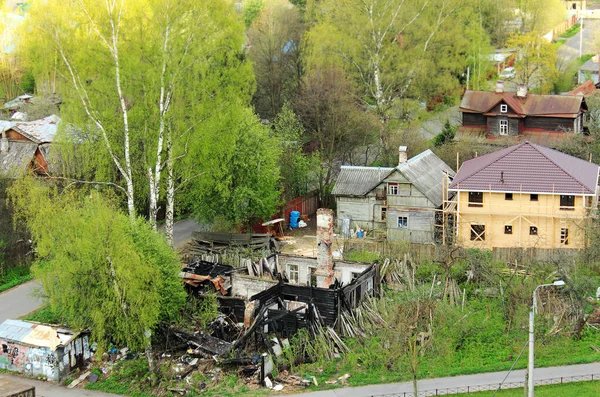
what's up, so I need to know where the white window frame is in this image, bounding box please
[499,119,509,135]
[286,264,299,284]
[398,216,408,228]
[388,183,398,195]
[500,104,508,113]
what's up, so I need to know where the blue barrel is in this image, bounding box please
[289,210,301,228]
[357,230,364,238]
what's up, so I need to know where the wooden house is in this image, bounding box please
[459,83,586,145]
[332,148,455,243]
[0,115,59,176]
[448,141,600,249]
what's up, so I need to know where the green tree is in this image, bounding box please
[24,0,255,244]
[507,32,558,94]
[248,0,304,120]
[8,176,186,352]
[272,103,317,199]
[294,66,378,206]
[183,108,282,226]
[512,0,565,34]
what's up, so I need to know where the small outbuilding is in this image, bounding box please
[0,319,91,381]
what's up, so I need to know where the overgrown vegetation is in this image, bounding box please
[0,261,32,294]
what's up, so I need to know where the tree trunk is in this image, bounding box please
[165,130,175,247]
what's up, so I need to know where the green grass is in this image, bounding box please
[577,53,594,66]
[0,266,32,294]
[454,380,600,396]
[554,38,566,48]
[344,249,380,263]
[23,305,65,324]
[560,23,581,39]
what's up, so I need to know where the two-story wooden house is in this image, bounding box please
[459,83,586,145]
[448,141,600,249]
[332,147,455,243]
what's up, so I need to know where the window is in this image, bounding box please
[500,104,508,113]
[505,225,513,234]
[499,119,509,135]
[309,267,317,287]
[530,226,538,236]
[1,344,7,353]
[470,224,485,241]
[468,191,483,207]
[286,264,299,284]
[530,194,538,202]
[398,216,408,228]
[561,228,569,245]
[388,183,398,195]
[381,207,387,221]
[560,195,575,210]
[505,193,513,201]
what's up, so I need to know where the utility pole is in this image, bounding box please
[579,2,585,59]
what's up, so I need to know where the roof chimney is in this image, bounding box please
[399,146,408,165]
[0,132,8,153]
[496,80,505,93]
[516,84,527,98]
[315,208,335,289]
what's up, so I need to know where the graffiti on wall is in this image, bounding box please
[0,339,59,380]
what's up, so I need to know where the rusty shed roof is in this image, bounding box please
[449,142,600,195]
[460,90,584,118]
[0,319,79,350]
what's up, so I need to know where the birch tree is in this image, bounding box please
[24,0,255,244]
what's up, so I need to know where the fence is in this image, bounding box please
[372,373,600,397]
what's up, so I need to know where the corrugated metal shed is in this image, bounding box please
[0,319,75,350]
[397,149,456,207]
[460,90,583,118]
[449,141,600,195]
[13,115,60,143]
[331,166,394,196]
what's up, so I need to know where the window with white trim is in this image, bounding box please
[500,104,508,113]
[499,119,509,135]
[388,183,398,195]
[398,216,408,228]
[286,264,299,284]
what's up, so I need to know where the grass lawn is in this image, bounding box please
[0,267,32,294]
[454,380,600,396]
[560,24,581,39]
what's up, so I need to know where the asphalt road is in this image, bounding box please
[557,19,600,65]
[0,280,43,324]
[280,362,600,397]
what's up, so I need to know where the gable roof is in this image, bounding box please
[332,149,455,206]
[449,142,600,195]
[460,90,584,118]
[0,141,38,177]
[331,166,394,196]
[568,80,598,96]
[396,149,456,207]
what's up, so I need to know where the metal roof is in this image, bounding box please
[331,166,394,196]
[0,141,38,176]
[449,142,600,195]
[332,150,455,205]
[0,319,77,350]
[460,90,583,118]
[396,149,456,207]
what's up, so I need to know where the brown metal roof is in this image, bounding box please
[449,142,600,195]
[568,80,598,96]
[460,90,583,118]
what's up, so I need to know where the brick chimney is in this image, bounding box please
[516,84,528,98]
[496,80,505,93]
[315,208,335,288]
[398,146,408,165]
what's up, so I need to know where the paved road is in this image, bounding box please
[280,362,600,397]
[0,374,120,397]
[419,106,460,140]
[557,19,600,65]
[0,280,43,324]
[169,217,201,248]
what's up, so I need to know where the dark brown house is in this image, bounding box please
[459,83,586,144]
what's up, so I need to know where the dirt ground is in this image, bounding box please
[278,216,346,258]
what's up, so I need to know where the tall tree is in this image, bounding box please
[507,32,558,94]
[23,0,255,244]
[512,0,565,34]
[8,176,186,353]
[248,0,304,120]
[294,66,378,206]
